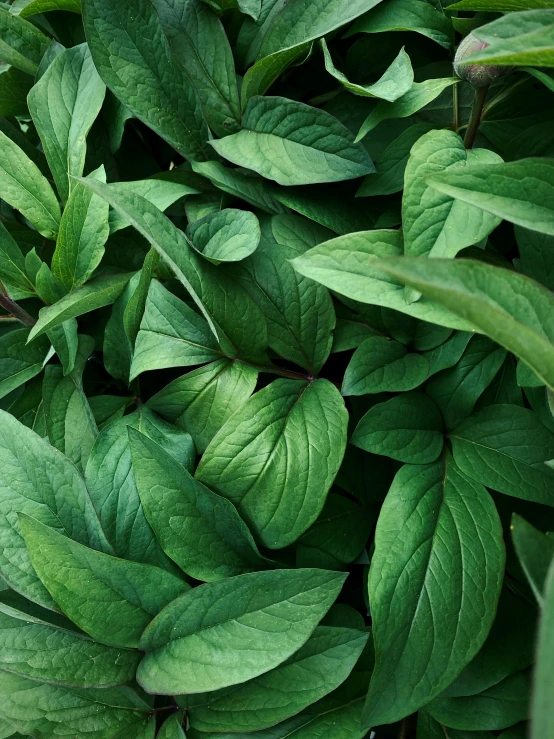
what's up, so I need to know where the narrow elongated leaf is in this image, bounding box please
[0,410,111,608]
[151,0,241,137]
[450,404,554,505]
[196,378,348,549]
[0,7,49,75]
[82,0,210,160]
[372,257,554,390]
[291,231,474,330]
[85,405,195,569]
[511,514,554,603]
[351,391,444,464]
[427,158,554,235]
[211,96,374,186]
[0,329,50,401]
[241,43,311,105]
[362,456,505,727]
[147,360,258,453]
[19,514,190,648]
[531,557,554,739]
[137,568,346,694]
[28,43,106,204]
[0,130,60,240]
[0,602,140,687]
[403,129,502,258]
[130,429,268,581]
[187,626,368,732]
[0,223,34,298]
[186,208,261,263]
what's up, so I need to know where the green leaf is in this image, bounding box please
[82,0,210,160]
[196,378,348,549]
[0,66,33,117]
[371,257,554,391]
[291,231,474,331]
[0,409,111,608]
[0,672,150,738]
[51,168,110,293]
[450,404,554,505]
[241,214,335,373]
[361,456,505,727]
[241,43,311,106]
[187,626,368,732]
[531,557,554,739]
[28,43,106,204]
[76,178,270,363]
[85,405,195,568]
[0,129,60,240]
[356,78,459,140]
[351,391,444,463]
[0,601,140,687]
[0,329,50,401]
[28,273,131,341]
[448,0,554,8]
[151,0,241,137]
[47,318,79,375]
[511,514,554,603]
[348,0,454,49]
[19,514,190,648]
[131,279,221,379]
[427,158,554,235]
[42,335,98,473]
[463,10,554,67]
[515,226,554,292]
[158,713,186,739]
[147,359,257,453]
[342,335,429,395]
[137,568,346,694]
[427,669,530,731]
[211,96,374,186]
[426,335,507,429]
[0,7,49,75]
[130,428,269,581]
[186,208,261,263]
[322,41,413,102]
[403,129,502,258]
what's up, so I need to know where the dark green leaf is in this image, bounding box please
[511,513,554,603]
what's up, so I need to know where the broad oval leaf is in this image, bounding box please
[186,208,261,263]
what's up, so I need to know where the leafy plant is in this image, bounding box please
[0,0,552,737]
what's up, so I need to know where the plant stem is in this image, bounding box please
[452,82,459,132]
[0,285,36,327]
[397,717,408,739]
[464,84,489,149]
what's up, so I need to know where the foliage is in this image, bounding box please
[0,0,552,737]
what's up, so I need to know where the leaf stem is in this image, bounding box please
[0,283,36,327]
[464,84,489,149]
[397,717,408,739]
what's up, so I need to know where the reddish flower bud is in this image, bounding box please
[453,32,512,87]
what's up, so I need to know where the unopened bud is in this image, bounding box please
[453,33,512,87]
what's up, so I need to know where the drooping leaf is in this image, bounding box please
[511,513,554,603]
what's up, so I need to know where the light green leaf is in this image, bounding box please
[47,318,78,375]
[158,713,186,739]
[0,601,140,687]
[427,158,554,235]
[196,378,348,549]
[82,0,210,160]
[322,41,413,102]
[19,514,190,648]
[85,405,195,569]
[137,568,346,694]
[186,208,261,263]
[291,231,474,330]
[0,409,111,608]
[147,359,258,453]
[464,10,554,67]
[348,0,454,49]
[531,557,554,739]
[0,329,50,401]
[28,44,106,204]
[28,273,131,341]
[362,456,505,727]
[356,78,459,140]
[511,513,554,604]
[0,130,60,240]
[447,0,554,8]
[0,7,49,74]
[403,129,502,258]
[14,0,82,16]
[351,391,444,464]
[131,279,221,379]
[51,167,109,293]
[342,335,429,395]
[450,404,554,505]
[371,257,554,391]
[130,429,268,581]
[211,96,374,186]
[187,626,368,733]
[42,335,98,473]
[151,0,240,137]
